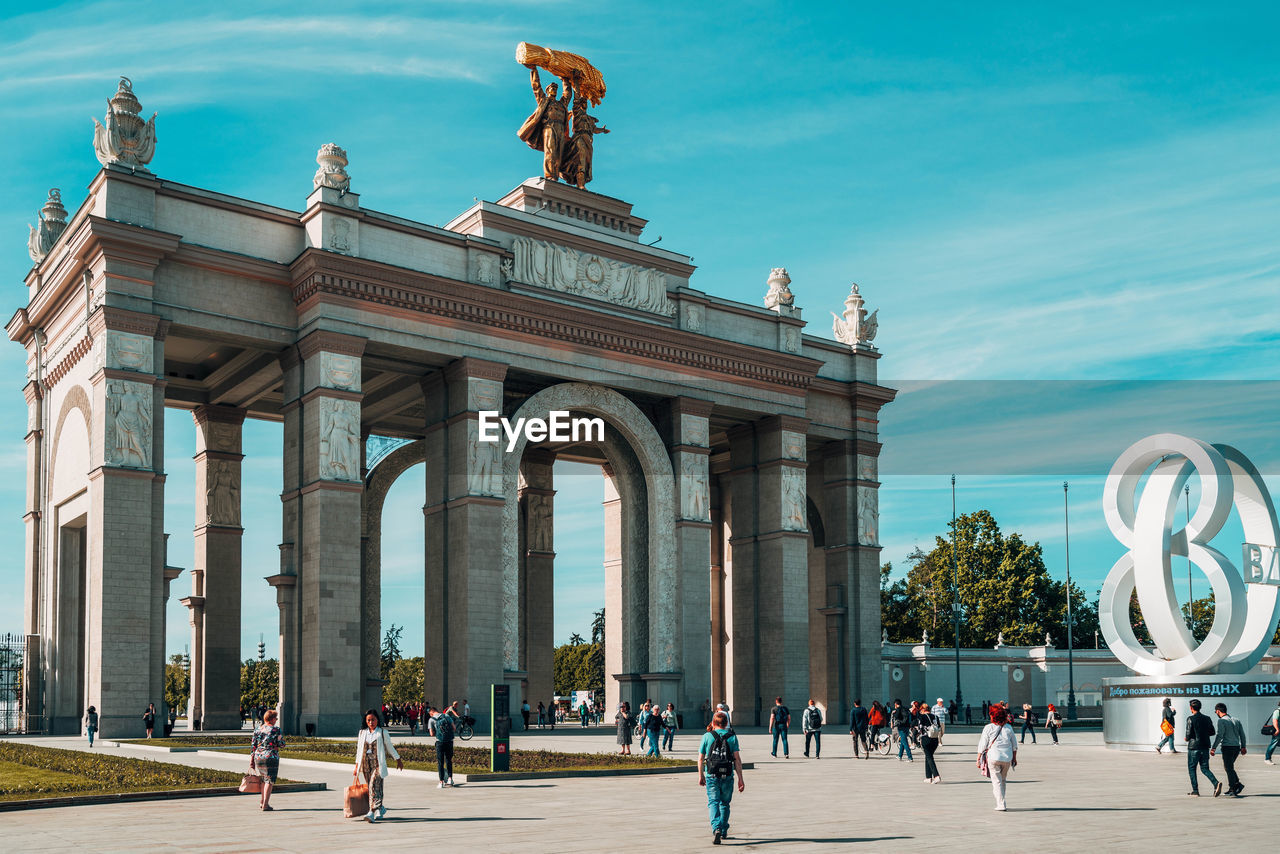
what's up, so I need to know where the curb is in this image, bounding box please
[0,782,327,812]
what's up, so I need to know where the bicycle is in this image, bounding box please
[457,716,475,741]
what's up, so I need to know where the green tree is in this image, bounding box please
[553,642,603,698]
[881,510,1100,648]
[240,659,278,711]
[381,624,403,681]
[165,654,189,715]
[568,632,584,646]
[590,608,605,646]
[383,657,425,705]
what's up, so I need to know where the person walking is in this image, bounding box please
[1045,703,1062,745]
[932,698,947,743]
[354,708,403,821]
[520,699,530,731]
[921,704,942,783]
[849,698,870,759]
[407,703,419,736]
[536,701,545,729]
[250,709,285,812]
[579,700,590,728]
[548,700,556,730]
[85,705,98,748]
[716,702,732,728]
[965,704,973,725]
[948,700,957,726]
[1265,700,1280,764]
[645,702,664,756]
[769,697,791,758]
[661,702,678,751]
[977,704,1017,810]
[616,702,634,755]
[427,706,454,788]
[1018,703,1037,744]
[1156,697,1178,754]
[891,699,913,761]
[1185,698,1222,797]
[698,709,744,845]
[142,703,156,738]
[1210,702,1247,796]
[868,701,887,753]
[802,699,823,758]
[637,701,651,748]
[166,704,177,737]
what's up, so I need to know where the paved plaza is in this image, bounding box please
[3,727,1276,852]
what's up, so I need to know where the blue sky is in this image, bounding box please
[2,2,1279,657]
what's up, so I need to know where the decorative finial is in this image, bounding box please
[831,282,878,349]
[882,628,889,644]
[27,189,68,263]
[764,267,795,310]
[995,631,1005,648]
[922,628,929,645]
[92,77,157,170]
[313,143,350,192]
[1045,631,1052,647]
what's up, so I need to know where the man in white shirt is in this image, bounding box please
[932,698,947,742]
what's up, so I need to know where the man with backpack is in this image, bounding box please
[849,698,870,759]
[768,696,791,758]
[645,702,664,757]
[427,706,456,788]
[802,699,823,758]
[1184,698,1222,797]
[698,709,744,845]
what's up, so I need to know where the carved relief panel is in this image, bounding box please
[780,465,807,532]
[679,454,711,522]
[509,236,676,316]
[104,379,153,469]
[318,397,361,482]
[318,352,360,392]
[856,485,879,546]
[105,331,154,373]
[466,422,502,497]
[204,459,241,527]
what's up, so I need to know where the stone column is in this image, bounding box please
[180,571,205,729]
[191,405,245,730]
[266,572,297,726]
[662,397,713,713]
[725,425,758,724]
[602,467,623,717]
[21,379,43,730]
[755,416,810,709]
[423,358,507,727]
[520,450,556,714]
[709,468,727,711]
[86,308,167,738]
[280,331,365,735]
[822,437,884,709]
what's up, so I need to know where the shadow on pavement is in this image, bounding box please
[1020,807,1155,812]
[728,836,912,846]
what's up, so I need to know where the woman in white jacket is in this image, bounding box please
[353,709,403,822]
[976,703,1018,811]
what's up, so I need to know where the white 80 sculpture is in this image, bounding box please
[1100,434,1280,677]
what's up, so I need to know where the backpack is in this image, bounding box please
[1029,711,1039,726]
[433,714,455,741]
[891,707,906,728]
[806,706,823,729]
[707,731,735,778]
[774,705,790,727]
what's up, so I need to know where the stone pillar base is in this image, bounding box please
[642,672,684,711]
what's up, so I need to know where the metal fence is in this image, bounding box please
[0,632,25,733]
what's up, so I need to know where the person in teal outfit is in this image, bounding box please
[698,709,745,845]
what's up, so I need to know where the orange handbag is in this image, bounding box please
[1160,719,1174,737]
[344,772,369,818]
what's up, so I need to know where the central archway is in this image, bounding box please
[500,383,679,705]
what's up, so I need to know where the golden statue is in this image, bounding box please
[516,42,607,187]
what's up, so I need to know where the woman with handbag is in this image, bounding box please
[353,709,403,823]
[921,706,942,783]
[976,703,1017,811]
[249,709,285,811]
[1155,697,1177,754]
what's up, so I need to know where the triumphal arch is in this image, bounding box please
[10,66,893,737]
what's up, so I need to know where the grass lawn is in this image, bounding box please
[126,736,694,774]
[0,742,253,802]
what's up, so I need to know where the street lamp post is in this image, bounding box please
[1064,481,1078,721]
[1185,484,1192,631]
[951,475,963,716]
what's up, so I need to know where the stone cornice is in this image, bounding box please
[443,356,509,385]
[289,251,821,393]
[44,336,93,390]
[192,404,248,426]
[296,329,367,360]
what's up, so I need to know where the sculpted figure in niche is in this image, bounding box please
[527,494,553,552]
[468,438,500,496]
[476,254,498,285]
[856,485,879,546]
[781,468,806,531]
[107,381,151,468]
[682,455,709,521]
[320,400,360,481]
[518,67,573,181]
[205,460,240,526]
